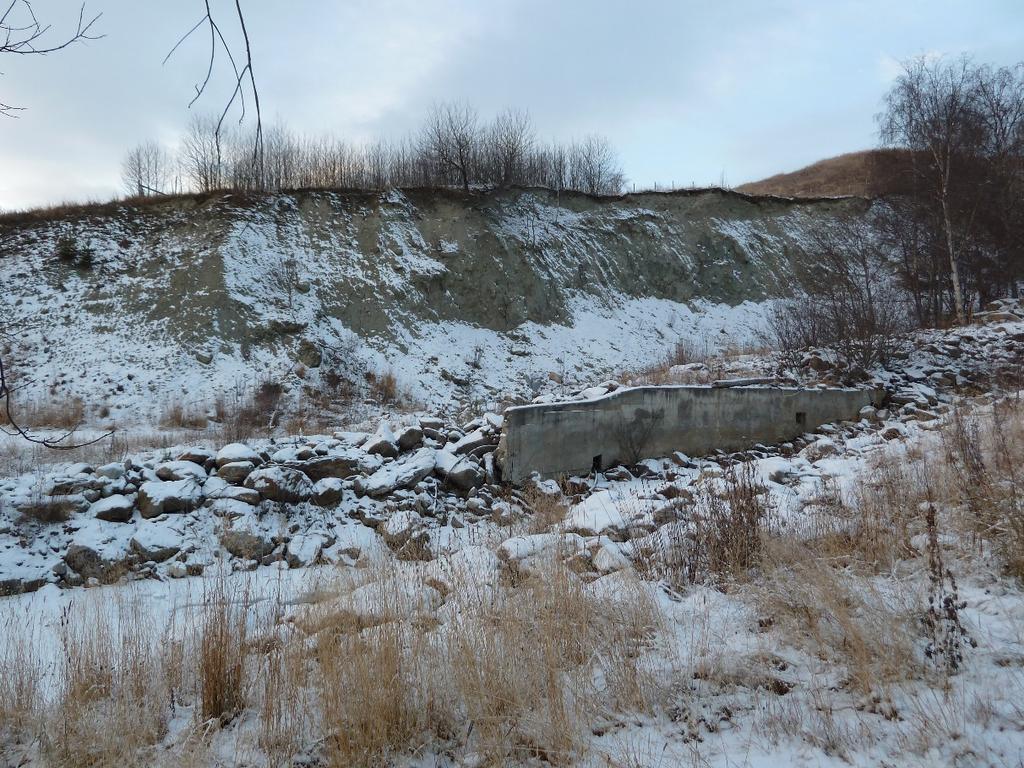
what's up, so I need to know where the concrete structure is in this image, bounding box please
[497,385,880,483]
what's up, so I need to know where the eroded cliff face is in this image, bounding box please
[0,187,868,420]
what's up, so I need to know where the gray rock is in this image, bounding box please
[311,477,344,507]
[291,454,360,481]
[396,426,424,451]
[244,466,313,503]
[218,460,255,484]
[219,529,274,559]
[90,494,136,523]
[138,479,203,518]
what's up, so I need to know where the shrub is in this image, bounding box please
[55,235,78,263]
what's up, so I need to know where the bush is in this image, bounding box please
[55,236,78,263]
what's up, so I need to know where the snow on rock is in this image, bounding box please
[354,448,436,497]
[217,461,256,484]
[89,494,136,523]
[155,460,208,482]
[244,466,313,504]
[138,479,203,518]
[130,522,183,563]
[434,450,484,491]
[216,443,263,468]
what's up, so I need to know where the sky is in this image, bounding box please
[0,0,1022,209]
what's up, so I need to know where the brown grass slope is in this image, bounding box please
[738,149,915,199]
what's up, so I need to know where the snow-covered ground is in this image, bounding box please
[1,317,1023,766]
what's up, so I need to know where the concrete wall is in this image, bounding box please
[498,385,879,484]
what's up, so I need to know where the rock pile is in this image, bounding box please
[0,413,506,593]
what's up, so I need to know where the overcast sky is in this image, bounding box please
[0,0,1021,209]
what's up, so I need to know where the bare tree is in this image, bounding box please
[165,0,263,170]
[421,102,480,192]
[569,134,625,196]
[879,56,985,324]
[488,107,535,187]
[0,1,102,116]
[765,214,910,372]
[121,140,173,197]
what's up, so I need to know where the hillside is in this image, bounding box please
[737,149,915,198]
[0,187,869,427]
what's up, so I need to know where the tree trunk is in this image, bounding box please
[941,193,966,325]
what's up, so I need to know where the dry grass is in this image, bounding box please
[159,401,209,430]
[40,593,174,768]
[736,148,917,199]
[366,369,400,405]
[196,579,252,725]
[754,544,924,695]
[0,396,85,430]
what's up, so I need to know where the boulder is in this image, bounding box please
[219,529,274,559]
[177,447,216,465]
[354,448,436,497]
[155,460,208,482]
[311,477,344,507]
[434,450,484,491]
[138,479,203,518]
[218,460,255,484]
[90,494,136,523]
[130,525,182,563]
[291,454,360,481]
[244,466,313,503]
[396,425,424,451]
[216,443,262,468]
